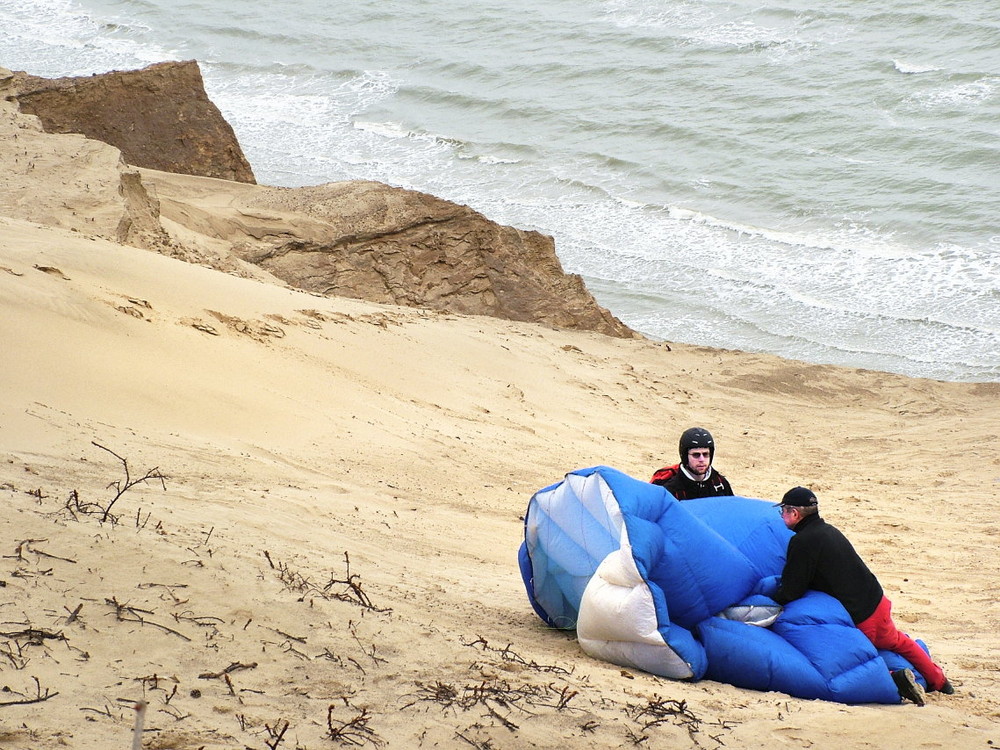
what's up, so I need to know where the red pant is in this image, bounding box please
[857,596,945,691]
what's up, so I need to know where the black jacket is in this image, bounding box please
[650,464,733,500]
[773,512,883,624]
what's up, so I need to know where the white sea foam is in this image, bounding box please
[687,20,792,49]
[0,0,176,74]
[599,0,705,31]
[914,78,996,108]
[474,155,521,165]
[893,59,942,74]
[353,120,411,140]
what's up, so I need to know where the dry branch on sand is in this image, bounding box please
[263,550,390,613]
[0,676,59,707]
[327,702,384,747]
[58,442,166,525]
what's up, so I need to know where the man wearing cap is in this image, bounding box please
[773,486,953,705]
[650,427,734,500]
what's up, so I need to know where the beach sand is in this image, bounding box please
[2,124,999,749]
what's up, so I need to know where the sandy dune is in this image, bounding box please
[2,212,998,749]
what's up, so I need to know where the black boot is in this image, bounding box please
[891,669,925,706]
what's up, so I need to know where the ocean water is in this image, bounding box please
[2,0,998,382]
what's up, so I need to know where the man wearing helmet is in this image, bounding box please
[650,427,734,500]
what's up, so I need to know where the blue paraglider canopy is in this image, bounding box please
[519,466,933,704]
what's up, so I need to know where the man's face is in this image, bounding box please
[779,505,800,529]
[686,447,711,477]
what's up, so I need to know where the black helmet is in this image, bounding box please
[679,427,715,467]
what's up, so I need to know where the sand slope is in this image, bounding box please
[1,216,999,749]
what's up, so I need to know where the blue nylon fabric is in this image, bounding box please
[685,495,792,580]
[577,467,760,629]
[660,619,709,679]
[520,466,924,704]
[647,501,757,629]
[698,616,831,699]
[521,468,621,628]
[770,592,899,703]
[518,541,557,627]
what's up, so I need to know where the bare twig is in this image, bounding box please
[0,627,67,645]
[463,636,570,674]
[551,684,578,710]
[326,704,383,747]
[80,704,117,719]
[624,693,737,745]
[7,538,74,563]
[402,675,576,729]
[264,719,290,749]
[137,582,190,606]
[455,730,494,749]
[0,676,59,707]
[135,673,169,692]
[33,548,76,563]
[348,621,387,667]
[63,603,84,624]
[105,596,191,641]
[274,629,307,643]
[264,550,390,613]
[91,442,167,523]
[173,611,224,629]
[63,488,103,519]
[0,641,28,670]
[322,552,389,611]
[198,662,258,680]
[158,703,190,721]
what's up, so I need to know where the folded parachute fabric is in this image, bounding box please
[518,466,916,704]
